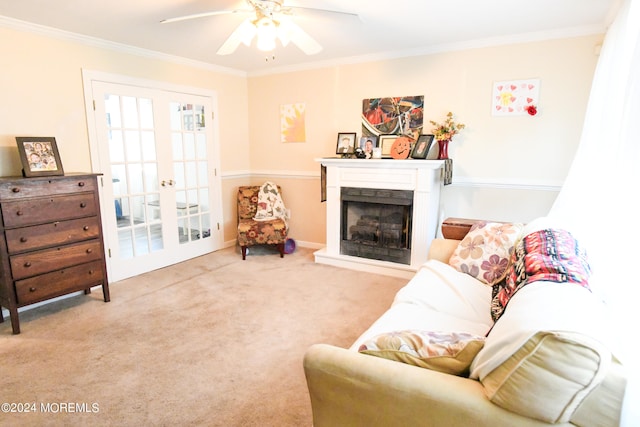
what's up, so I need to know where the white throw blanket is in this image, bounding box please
[253,181,289,226]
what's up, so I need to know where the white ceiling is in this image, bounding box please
[0,0,620,75]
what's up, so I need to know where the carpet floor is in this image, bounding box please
[0,246,406,426]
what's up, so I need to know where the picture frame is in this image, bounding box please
[359,136,378,159]
[410,134,435,159]
[379,134,399,158]
[336,132,356,155]
[16,136,65,177]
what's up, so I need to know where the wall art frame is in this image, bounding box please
[16,136,65,177]
[336,132,356,155]
[410,134,435,159]
[379,134,399,158]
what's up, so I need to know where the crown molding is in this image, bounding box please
[247,24,607,77]
[0,15,247,77]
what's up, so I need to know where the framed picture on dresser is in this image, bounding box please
[16,136,64,177]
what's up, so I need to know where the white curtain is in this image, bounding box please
[549,0,640,424]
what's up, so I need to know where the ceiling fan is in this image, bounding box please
[161,0,358,56]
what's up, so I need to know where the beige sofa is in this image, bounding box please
[304,220,627,427]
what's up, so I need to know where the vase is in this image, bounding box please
[437,139,450,160]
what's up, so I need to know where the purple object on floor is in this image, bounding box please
[284,238,296,254]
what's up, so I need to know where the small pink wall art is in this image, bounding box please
[491,79,540,116]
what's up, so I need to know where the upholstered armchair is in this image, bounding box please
[237,185,288,260]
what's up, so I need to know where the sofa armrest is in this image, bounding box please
[303,344,562,427]
[427,238,460,263]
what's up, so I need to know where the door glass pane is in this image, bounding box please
[173,162,185,189]
[118,229,133,259]
[139,98,154,128]
[109,130,125,162]
[104,94,122,127]
[199,188,209,213]
[169,102,181,130]
[122,96,139,128]
[144,163,159,193]
[185,161,197,188]
[172,133,183,160]
[125,130,141,162]
[141,131,156,161]
[196,133,207,159]
[198,161,208,186]
[134,226,149,255]
[184,133,195,159]
[128,163,144,194]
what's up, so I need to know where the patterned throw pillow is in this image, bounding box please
[490,228,591,322]
[358,330,485,376]
[449,222,523,285]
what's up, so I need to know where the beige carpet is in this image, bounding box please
[0,246,406,426]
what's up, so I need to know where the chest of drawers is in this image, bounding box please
[0,173,110,334]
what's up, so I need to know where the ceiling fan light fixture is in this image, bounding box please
[255,17,277,51]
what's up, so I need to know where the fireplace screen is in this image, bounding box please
[340,187,413,265]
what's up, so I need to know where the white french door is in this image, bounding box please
[84,72,223,282]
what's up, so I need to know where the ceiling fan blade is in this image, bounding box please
[284,6,361,21]
[160,9,248,24]
[217,18,257,55]
[278,17,322,55]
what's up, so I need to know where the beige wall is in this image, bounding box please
[247,35,602,237]
[0,22,602,246]
[0,25,250,242]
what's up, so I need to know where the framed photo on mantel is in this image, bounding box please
[16,136,65,177]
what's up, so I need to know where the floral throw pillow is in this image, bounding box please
[448,222,523,285]
[358,330,485,376]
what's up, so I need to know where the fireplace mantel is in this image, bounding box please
[315,158,445,278]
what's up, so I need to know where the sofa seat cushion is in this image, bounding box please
[358,330,485,376]
[351,260,493,350]
[237,217,288,246]
[470,281,613,423]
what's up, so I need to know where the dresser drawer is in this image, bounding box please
[0,176,96,200]
[10,240,103,280]
[5,216,101,254]
[14,260,105,305]
[1,192,97,228]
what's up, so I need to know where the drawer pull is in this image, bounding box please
[80,202,87,208]
[16,210,23,216]
[89,270,94,275]
[24,261,31,268]
[20,237,27,243]
[29,287,37,293]
[86,248,93,254]
[78,182,85,187]
[83,225,90,231]
[12,187,20,193]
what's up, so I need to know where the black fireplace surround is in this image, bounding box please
[340,187,413,265]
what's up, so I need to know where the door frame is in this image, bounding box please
[81,69,224,282]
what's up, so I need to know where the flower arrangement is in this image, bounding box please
[429,112,465,141]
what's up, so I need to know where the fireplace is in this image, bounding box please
[315,158,444,279]
[341,187,413,264]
